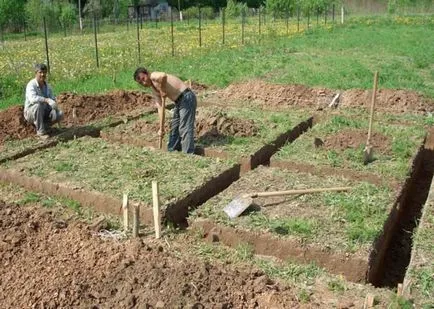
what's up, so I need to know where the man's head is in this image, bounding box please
[134,67,151,87]
[34,63,48,85]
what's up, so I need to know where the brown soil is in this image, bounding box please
[196,111,258,141]
[0,91,154,145]
[218,80,335,110]
[322,129,391,154]
[190,80,209,92]
[0,106,35,144]
[57,90,154,126]
[216,80,434,113]
[0,201,302,308]
[341,89,434,114]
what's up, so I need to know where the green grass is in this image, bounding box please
[192,166,394,253]
[406,195,434,307]
[2,137,235,206]
[1,16,434,109]
[275,109,427,180]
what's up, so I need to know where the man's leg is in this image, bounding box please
[31,103,52,135]
[167,105,182,151]
[178,91,197,154]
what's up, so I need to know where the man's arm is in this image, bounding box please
[25,80,50,105]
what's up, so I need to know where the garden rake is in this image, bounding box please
[363,71,379,165]
[224,186,352,219]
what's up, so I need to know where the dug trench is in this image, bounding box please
[368,129,434,288]
[190,130,434,285]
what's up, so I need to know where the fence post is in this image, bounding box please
[325,5,327,25]
[307,8,310,30]
[317,7,319,25]
[171,8,174,56]
[241,10,245,45]
[286,9,289,35]
[222,8,225,45]
[198,7,202,47]
[136,7,141,64]
[43,17,51,73]
[341,5,344,24]
[333,4,335,23]
[93,14,99,68]
[297,5,300,32]
[23,21,27,41]
[258,7,261,38]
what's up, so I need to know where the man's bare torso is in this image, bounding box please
[150,72,187,103]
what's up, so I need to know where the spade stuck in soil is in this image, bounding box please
[363,71,379,165]
[224,186,352,219]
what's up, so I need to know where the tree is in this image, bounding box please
[0,0,26,32]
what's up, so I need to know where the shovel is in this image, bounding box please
[158,96,166,149]
[224,186,352,219]
[363,71,379,165]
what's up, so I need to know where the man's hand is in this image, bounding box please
[46,98,58,110]
[158,129,165,137]
[160,91,167,99]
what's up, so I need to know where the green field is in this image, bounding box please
[1,15,433,109]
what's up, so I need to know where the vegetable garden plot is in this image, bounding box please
[190,166,397,283]
[101,106,313,172]
[271,109,428,183]
[0,137,239,226]
[0,91,156,164]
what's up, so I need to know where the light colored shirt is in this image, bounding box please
[24,78,55,112]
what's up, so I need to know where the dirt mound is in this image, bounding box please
[196,111,258,141]
[341,89,434,113]
[0,201,298,308]
[218,80,336,109]
[321,129,390,153]
[0,106,35,144]
[58,90,154,126]
[190,80,209,92]
[0,91,154,145]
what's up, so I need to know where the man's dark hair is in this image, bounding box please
[34,63,48,72]
[133,67,149,81]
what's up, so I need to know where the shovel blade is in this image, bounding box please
[363,145,374,165]
[223,196,253,219]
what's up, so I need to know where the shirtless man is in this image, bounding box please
[134,67,197,154]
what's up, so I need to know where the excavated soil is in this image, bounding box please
[217,80,434,113]
[57,90,153,126]
[196,111,258,143]
[0,201,301,308]
[105,111,258,146]
[322,129,391,154]
[0,106,35,144]
[0,91,154,145]
[218,80,335,110]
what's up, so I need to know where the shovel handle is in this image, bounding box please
[367,71,379,144]
[158,96,166,149]
[250,186,352,198]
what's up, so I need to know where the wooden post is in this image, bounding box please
[397,283,403,296]
[363,294,375,308]
[43,17,50,73]
[123,193,129,232]
[132,204,140,237]
[152,181,161,239]
[93,14,99,68]
[341,5,344,24]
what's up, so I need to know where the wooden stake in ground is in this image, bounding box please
[158,96,166,149]
[122,193,129,232]
[152,181,161,239]
[132,204,140,238]
[363,71,379,165]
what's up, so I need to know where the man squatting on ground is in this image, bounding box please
[24,63,63,139]
[134,67,197,154]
